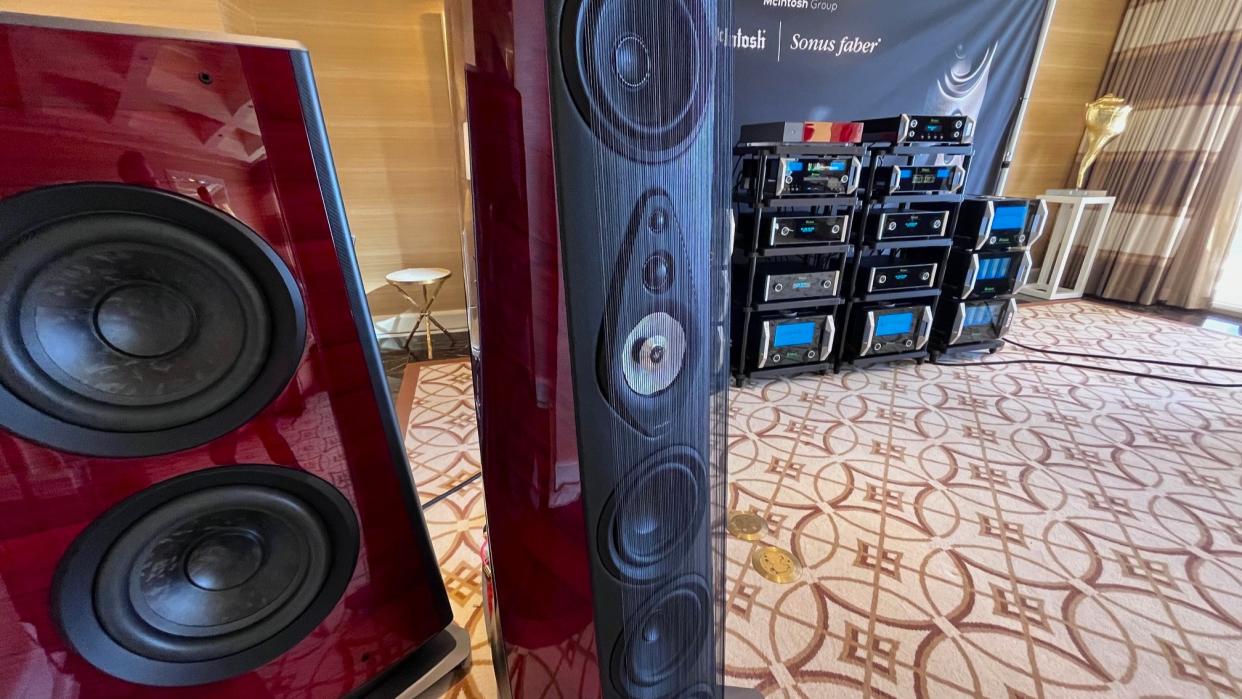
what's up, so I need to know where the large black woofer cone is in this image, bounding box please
[599,445,707,583]
[53,466,359,687]
[561,0,711,162]
[0,183,306,458]
[611,575,712,698]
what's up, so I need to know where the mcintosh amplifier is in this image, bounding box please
[867,209,950,242]
[935,298,1018,347]
[860,114,975,145]
[756,264,841,302]
[944,249,1033,299]
[857,260,937,294]
[850,304,933,357]
[956,196,1049,251]
[741,213,850,249]
[744,156,862,197]
[752,314,835,368]
[876,164,967,195]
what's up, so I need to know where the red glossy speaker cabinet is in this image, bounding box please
[465,1,736,697]
[0,13,455,697]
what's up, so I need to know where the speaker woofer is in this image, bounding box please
[561,0,711,162]
[600,446,707,582]
[611,575,711,698]
[53,465,359,687]
[0,183,306,458]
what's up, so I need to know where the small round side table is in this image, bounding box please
[386,267,453,359]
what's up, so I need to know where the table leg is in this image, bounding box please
[1047,201,1087,299]
[422,286,434,360]
[1074,201,1115,298]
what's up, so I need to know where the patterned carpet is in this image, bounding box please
[407,300,1242,698]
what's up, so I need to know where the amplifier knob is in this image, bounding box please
[807,350,817,359]
[772,354,782,364]
[989,236,997,244]
[1019,235,1027,244]
[910,119,919,127]
[831,224,841,234]
[955,120,963,128]
[784,175,794,184]
[874,343,883,351]
[780,227,791,237]
[774,283,784,292]
[921,272,930,280]
[953,131,961,138]
[933,220,942,229]
[840,175,848,183]
[904,339,914,347]
[878,275,887,283]
[821,279,832,288]
[887,222,896,231]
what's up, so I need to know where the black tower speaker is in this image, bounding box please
[544,0,731,696]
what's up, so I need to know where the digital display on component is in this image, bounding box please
[787,161,804,172]
[978,257,1013,280]
[964,304,996,327]
[901,167,952,186]
[926,124,942,132]
[876,312,914,336]
[773,322,816,347]
[993,205,1028,231]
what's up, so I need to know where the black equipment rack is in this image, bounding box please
[730,142,865,387]
[836,142,975,371]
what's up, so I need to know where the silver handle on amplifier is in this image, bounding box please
[757,321,772,368]
[767,217,780,246]
[1000,298,1018,338]
[1028,199,1049,248]
[961,115,976,144]
[977,200,995,250]
[1015,250,1034,290]
[830,270,842,297]
[866,266,879,293]
[845,157,862,195]
[962,254,980,299]
[837,213,851,243]
[927,262,940,288]
[860,311,877,357]
[949,165,967,193]
[889,165,903,193]
[916,306,933,350]
[875,212,890,241]
[936,210,951,237]
[820,316,836,360]
[774,158,791,196]
[898,114,912,143]
[949,303,966,345]
[727,207,737,253]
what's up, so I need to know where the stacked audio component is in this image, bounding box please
[836,116,975,369]
[930,196,1048,356]
[0,13,466,696]
[730,143,863,385]
[463,1,750,698]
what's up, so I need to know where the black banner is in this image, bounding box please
[730,0,1048,192]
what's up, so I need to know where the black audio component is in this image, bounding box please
[867,210,950,242]
[745,156,861,197]
[860,114,975,145]
[849,304,933,357]
[746,212,850,248]
[956,196,1049,251]
[858,261,938,294]
[759,267,841,302]
[876,164,966,195]
[944,249,1032,299]
[935,298,1018,347]
[752,314,835,368]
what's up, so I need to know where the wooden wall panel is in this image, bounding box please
[0,0,226,31]
[1004,0,1129,197]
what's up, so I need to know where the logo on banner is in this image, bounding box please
[724,27,768,51]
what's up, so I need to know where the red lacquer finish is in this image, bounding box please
[0,19,450,697]
[465,0,601,696]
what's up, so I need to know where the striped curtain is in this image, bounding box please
[1078,0,1242,308]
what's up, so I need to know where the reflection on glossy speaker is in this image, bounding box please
[465,0,733,697]
[0,13,453,696]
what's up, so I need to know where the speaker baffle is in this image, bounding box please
[611,575,712,698]
[561,0,711,162]
[53,465,359,687]
[600,445,707,583]
[599,190,702,437]
[0,183,306,458]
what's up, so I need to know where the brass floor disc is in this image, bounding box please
[727,511,767,541]
[751,545,801,584]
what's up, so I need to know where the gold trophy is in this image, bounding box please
[1075,94,1132,190]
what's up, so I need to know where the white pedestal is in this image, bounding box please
[1021,190,1116,300]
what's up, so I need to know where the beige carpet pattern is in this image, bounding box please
[411,300,1242,698]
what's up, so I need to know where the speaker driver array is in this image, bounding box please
[0,183,306,458]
